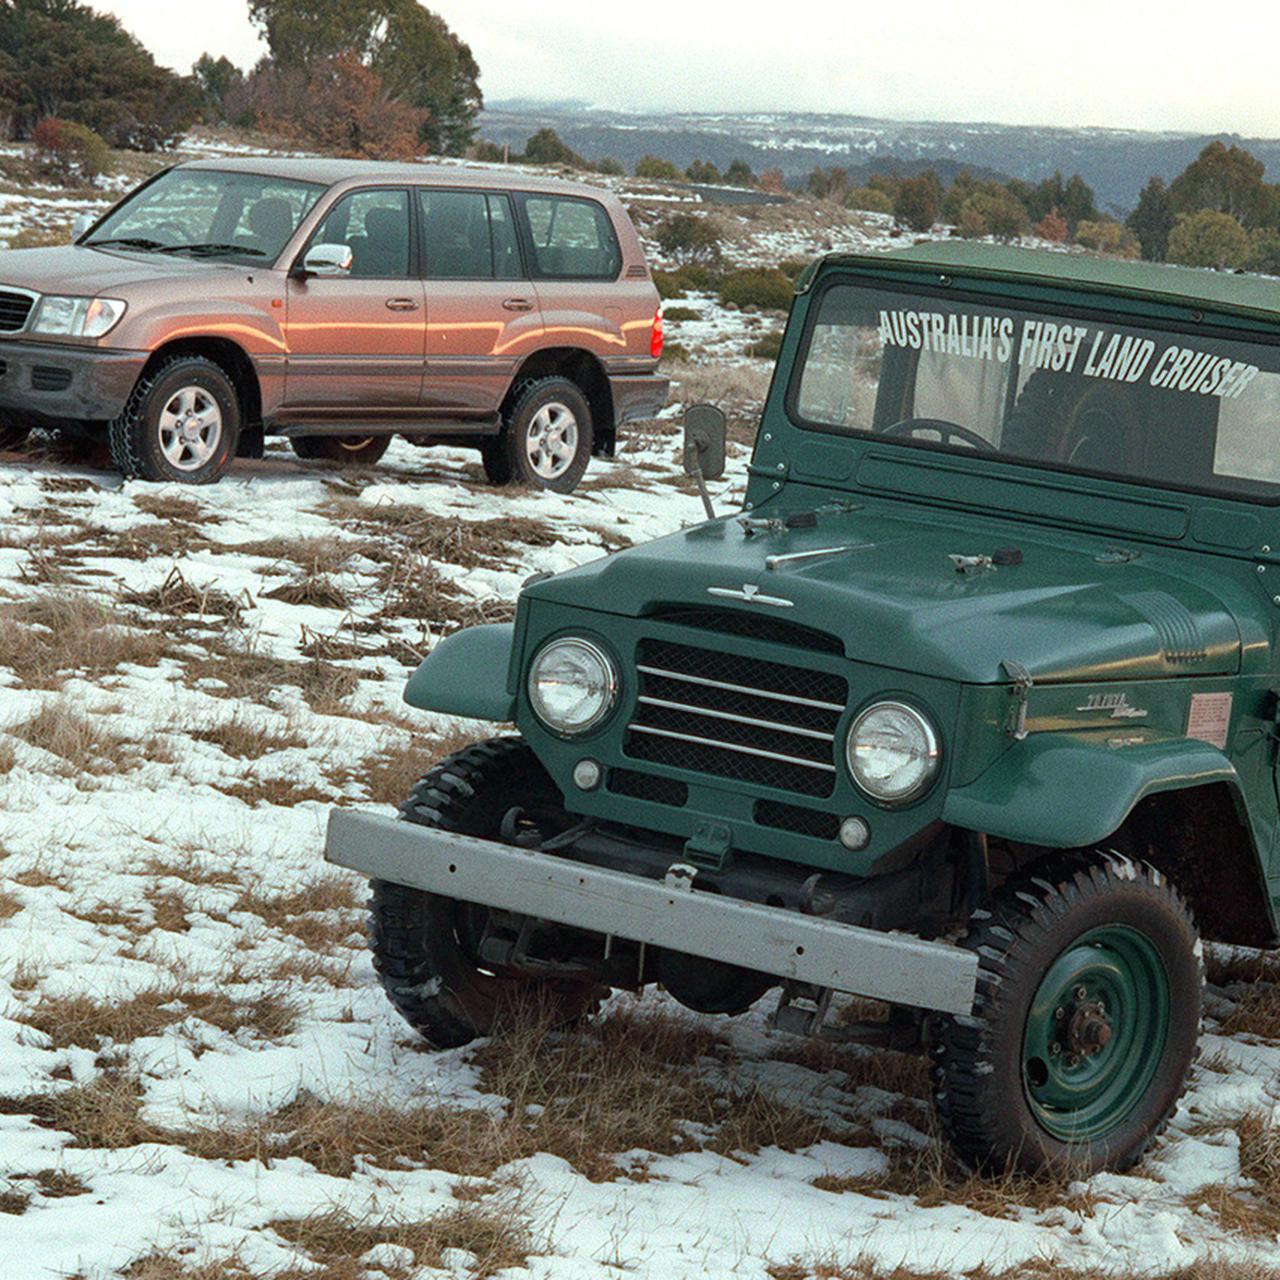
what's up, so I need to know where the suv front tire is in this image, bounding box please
[109,356,241,484]
[486,376,594,493]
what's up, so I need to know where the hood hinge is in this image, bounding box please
[1001,659,1034,741]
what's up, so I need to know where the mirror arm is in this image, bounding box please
[684,445,717,521]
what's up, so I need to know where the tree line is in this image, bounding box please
[0,0,482,170]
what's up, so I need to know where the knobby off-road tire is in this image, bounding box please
[109,355,241,484]
[368,737,604,1048]
[290,434,391,466]
[483,376,593,493]
[932,851,1202,1176]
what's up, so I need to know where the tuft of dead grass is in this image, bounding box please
[0,592,174,688]
[196,635,361,714]
[262,571,349,610]
[268,1205,531,1280]
[0,887,21,920]
[18,984,299,1050]
[132,492,219,525]
[219,776,334,808]
[10,700,129,776]
[235,533,381,576]
[232,876,362,951]
[122,565,245,625]
[331,728,479,805]
[191,712,306,761]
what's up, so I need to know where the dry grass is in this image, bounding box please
[191,712,306,761]
[268,1205,531,1280]
[18,985,300,1050]
[333,728,478,805]
[321,499,557,570]
[375,554,515,630]
[0,592,174,688]
[1219,982,1280,1039]
[234,534,381,576]
[89,521,212,560]
[0,887,21,920]
[767,1262,1280,1280]
[196,636,361,714]
[1,1073,163,1150]
[29,1168,89,1197]
[219,775,334,808]
[10,701,129,775]
[122,566,245,625]
[262,572,349,610]
[132,492,219,525]
[232,876,363,951]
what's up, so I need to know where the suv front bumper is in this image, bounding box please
[0,340,147,424]
[325,808,978,1016]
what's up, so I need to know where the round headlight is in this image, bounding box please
[846,701,940,804]
[528,638,618,736]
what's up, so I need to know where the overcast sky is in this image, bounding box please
[98,0,1280,136]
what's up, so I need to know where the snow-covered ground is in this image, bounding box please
[0,423,1276,1280]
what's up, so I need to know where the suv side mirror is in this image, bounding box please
[299,243,353,277]
[71,212,92,241]
[683,403,726,482]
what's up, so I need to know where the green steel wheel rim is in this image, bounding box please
[1021,925,1170,1143]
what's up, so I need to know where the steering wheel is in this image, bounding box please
[882,417,996,453]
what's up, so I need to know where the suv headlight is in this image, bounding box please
[31,295,127,338]
[846,701,940,804]
[528,637,618,736]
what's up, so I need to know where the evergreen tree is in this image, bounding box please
[1168,141,1274,230]
[193,54,245,124]
[1166,209,1250,270]
[1126,177,1176,261]
[724,159,754,187]
[522,128,581,167]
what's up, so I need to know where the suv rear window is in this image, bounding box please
[791,278,1280,502]
[517,194,621,281]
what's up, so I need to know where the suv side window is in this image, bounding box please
[517,194,622,280]
[418,190,524,280]
[312,189,411,278]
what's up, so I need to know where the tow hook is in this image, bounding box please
[1001,659,1034,741]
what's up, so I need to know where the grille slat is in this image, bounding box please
[0,290,35,332]
[626,638,848,800]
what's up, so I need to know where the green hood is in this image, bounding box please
[530,506,1242,685]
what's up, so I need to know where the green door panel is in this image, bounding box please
[942,735,1240,848]
[404,623,516,721]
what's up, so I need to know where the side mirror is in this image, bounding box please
[299,242,353,277]
[71,212,92,241]
[683,403,726,482]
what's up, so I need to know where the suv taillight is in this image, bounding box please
[650,307,664,359]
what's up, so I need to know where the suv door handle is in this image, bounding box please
[385,297,420,311]
[502,297,534,312]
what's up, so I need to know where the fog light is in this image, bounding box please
[839,816,870,850]
[573,758,602,791]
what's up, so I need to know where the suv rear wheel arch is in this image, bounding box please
[506,348,615,455]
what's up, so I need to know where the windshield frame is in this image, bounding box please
[81,166,328,269]
[784,269,1280,508]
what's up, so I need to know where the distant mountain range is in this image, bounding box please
[478,102,1280,213]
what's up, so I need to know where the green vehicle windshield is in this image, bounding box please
[789,279,1280,503]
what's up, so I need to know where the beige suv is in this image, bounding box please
[0,158,667,490]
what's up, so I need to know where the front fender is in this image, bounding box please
[404,624,515,721]
[942,734,1240,848]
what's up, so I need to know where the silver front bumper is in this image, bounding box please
[325,810,978,1016]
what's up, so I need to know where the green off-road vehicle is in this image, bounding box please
[327,242,1280,1175]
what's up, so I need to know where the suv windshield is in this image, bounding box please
[792,279,1280,502]
[86,169,325,267]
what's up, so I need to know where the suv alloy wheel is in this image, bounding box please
[109,355,241,484]
[487,376,594,493]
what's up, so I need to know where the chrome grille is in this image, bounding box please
[0,289,35,333]
[624,638,847,798]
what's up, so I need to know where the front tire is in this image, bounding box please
[290,434,391,466]
[368,737,603,1048]
[489,376,593,493]
[109,356,240,484]
[932,851,1202,1175]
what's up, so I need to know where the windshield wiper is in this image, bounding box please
[85,237,165,252]
[156,243,269,258]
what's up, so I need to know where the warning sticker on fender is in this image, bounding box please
[1187,692,1233,749]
